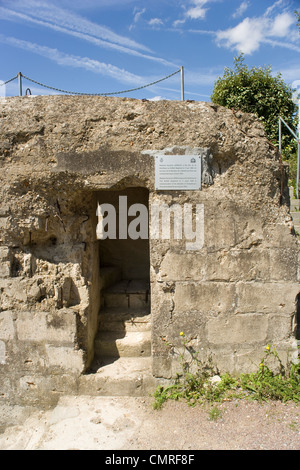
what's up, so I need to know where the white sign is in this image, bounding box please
[155,155,201,190]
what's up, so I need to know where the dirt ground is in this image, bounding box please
[0,396,299,450]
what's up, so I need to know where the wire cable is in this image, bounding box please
[0,75,18,86]
[19,69,181,96]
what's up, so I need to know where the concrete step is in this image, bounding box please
[103,280,150,309]
[94,330,151,358]
[99,266,122,291]
[98,308,151,332]
[78,357,165,397]
[103,292,150,309]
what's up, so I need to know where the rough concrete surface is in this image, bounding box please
[0,396,299,450]
[0,95,299,408]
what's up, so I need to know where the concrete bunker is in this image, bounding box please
[0,95,299,406]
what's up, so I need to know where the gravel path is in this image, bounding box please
[0,396,299,450]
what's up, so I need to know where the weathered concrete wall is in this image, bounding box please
[0,95,299,405]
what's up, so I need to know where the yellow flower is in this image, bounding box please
[180,332,184,336]
[266,345,270,351]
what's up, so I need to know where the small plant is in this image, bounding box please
[288,420,298,431]
[153,336,300,410]
[208,406,222,421]
[239,345,300,403]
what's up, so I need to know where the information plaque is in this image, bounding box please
[155,155,201,190]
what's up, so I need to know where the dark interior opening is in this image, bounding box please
[97,187,150,281]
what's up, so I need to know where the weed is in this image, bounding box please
[288,420,298,431]
[208,406,222,421]
[153,337,300,410]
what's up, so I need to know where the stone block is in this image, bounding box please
[205,248,270,282]
[236,282,299,314]
[18,375,78,406]
[16,311,47,342]
[0,205,9,217]
[234,347,267,374]
[269,248,298,281]
[46,310,77,343]
[159,251,205,281]
[173,282,235,314]
[0,340,6,364]
[16,309,77,344]
[45,345,85,373]
[265,223,298,249]
[207,313,268,345]
[0,247,11,261]
[152,355,173,379]
[0,218,8,230]
[0,262,11,278]
[267,314,293,342]
[205,213,236,250]
[0,247,12,278]
[0,311,15,340]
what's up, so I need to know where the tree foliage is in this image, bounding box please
[211,54,297,145]
[296,10,300,30]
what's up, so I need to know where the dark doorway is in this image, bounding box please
[97,187,150,281]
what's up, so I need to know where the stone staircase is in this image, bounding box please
[78,268,160,396]
[289,188,300,235]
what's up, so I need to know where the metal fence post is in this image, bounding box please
[279,117,282,154]
[18,72,22,97]
[180,66,184,101]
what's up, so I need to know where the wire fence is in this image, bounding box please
[0,68,184,99]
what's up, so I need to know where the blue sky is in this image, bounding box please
[0,0,299,101]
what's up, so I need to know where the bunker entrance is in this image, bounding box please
[92,187,151,370]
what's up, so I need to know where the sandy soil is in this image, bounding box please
[0,396,299,451]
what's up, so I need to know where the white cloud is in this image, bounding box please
[186,1,210,20]
[173,19,186,28]
[129,7,146,30]
[216,17,264,54]
[173,0,213,26]
[263,39,300,53]
[36,1,149,51]
[132,8,146,25]
[148,18,164,26]
[269,12,295,37]
[186,6,207,20]
[0,1,150,52]
[0,4,177,67]
[216,9,297,54]
[263,0,284,17]
[232,1,249,19]
[149,96,166,101]
[0,34,146,86]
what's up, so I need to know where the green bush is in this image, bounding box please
[211,55,299,187]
